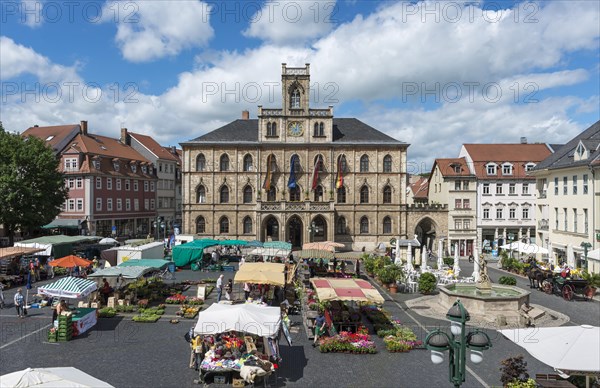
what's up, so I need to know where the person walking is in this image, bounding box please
[14,288,25,318]
[216,274,224,302]
[243,282,251,300]
[47,257,55,279]
[225,279,233,301]
[0,282,5,309]
[312,310,327,347]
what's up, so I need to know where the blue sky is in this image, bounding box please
[1,0,599,172]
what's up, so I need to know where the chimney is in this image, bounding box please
[520,137,527,144]
[242,110,249,120]
[80,120,88,135]
[33,124,39,127]
[171,146,176,154]
[120,128,128,145]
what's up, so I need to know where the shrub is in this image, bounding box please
[507,379,536,388]
[443,257,454,267]
[418,272,437,294]
[499,276,517,286]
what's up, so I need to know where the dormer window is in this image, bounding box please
[290,88,300,109]
[113,162,119,171]
[453,164,461,173]
[486,163,497,175]
[502,163,513,175]
[93,160,101,170]
[575,142,587,161]
[142,165,147,174]
[131,164,137,173]
[525,162,536,172]
[45,135,54,141]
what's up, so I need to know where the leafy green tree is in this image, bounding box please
[0,122,68,244]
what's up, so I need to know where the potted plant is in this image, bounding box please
[581,270,600,298]
[418,272,437,294]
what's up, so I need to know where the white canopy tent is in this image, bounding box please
[500,241,549,255]
[248,247,291,260]
[499,325,600,387]
[194,303,282,338]
[0,367,114,387]
[37,277,97,299]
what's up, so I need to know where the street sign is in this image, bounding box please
[111,226,117,235]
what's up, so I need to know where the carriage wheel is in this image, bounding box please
[562,284,574,301]
[542,280,553,294]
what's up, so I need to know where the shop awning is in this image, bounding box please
[41,219,81,229]
[172,239,220,267]
[310,277,384,304]
[234,262,286,286]
[38,277,97,299]
[297,249,334,260]
[118,259,170,269]
[218,240,249,246]
[194,303,282,337]
[0,247,45,260]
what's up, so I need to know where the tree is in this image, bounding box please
[500,355,529,387]
[0,123,69,244]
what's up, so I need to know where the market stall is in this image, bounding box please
[193,303,282,385]
[172,239,220,267]
[247,247,291,262]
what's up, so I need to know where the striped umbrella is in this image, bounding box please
[38,277,97,299]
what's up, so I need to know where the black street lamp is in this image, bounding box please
[580,241,592,271]
[425,300,492,388]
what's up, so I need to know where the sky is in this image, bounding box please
[1,0,599,174]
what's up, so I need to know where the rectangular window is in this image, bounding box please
[496,208,503,219]
[463,219,470,230]
[106,178,112,190]
[573,208,578,233]
[125,179,130,191]
[96,177,102,189]
[68,178,75,189]
[126,199,131,211]
[144,181,149,192]
[563,177,568,195]
[96,198,102,211]
[463,181,469,190]
[554,177,559,195]
[482,183,490,194]
[573,175,577,195]
[486,165,496,175]
[584,209,588,233]
[64,158,78,171]
[107,198,113,211]
[116,198,122,211]
[151,182,155,192]
[555,208,559,230]
[454,181,461,191]
[509,183,516,195]
[483,208,490,219]
[522,208,529,219]
[134,180,138,191]
[76,177,83,188]
[509,208,516,219]
[455,199,462,209]
[144,199,149,210]
[158,198,163,209]
[564,207,568,231]
[150,199,155,210]
[454,220,461,230]
[583,174,588,194]
[496,184,503,195]
[116,179,122,191]
[134,199,139,211]
[463,199,470,209]
[68,199,75,211]
[522,183,529,195]
[502,164,512,175]
[76,199,83,211]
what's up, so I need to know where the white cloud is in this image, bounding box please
[20,0,43,28]
[102,0,214,62]
[243,0,337,45]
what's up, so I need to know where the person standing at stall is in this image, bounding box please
[243,282,251,300]
[225,279,233,301]
[312,310,327,347]
[216,274,224,302]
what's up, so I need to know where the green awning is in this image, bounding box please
[172,239,220,267]
[88,266,155,279]
[264,241,292,250]
[217,240,249,246]
[41,219,81,229]
[17,235,100,245]
[118,259,170,270]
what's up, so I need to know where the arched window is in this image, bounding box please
[267,185,276,202]
[219,217,229,234]
[267,122,277,137]
[360,185,369,203]
[360,217,369,234]
[291,88,300,108]
[220,185,229,203]
[291,154,301,173]
[196,216,205,233]
[314,185,324,202]
[360,154,369,172]
[338,154,347,173]
[383,155,392,173]
[269,154,277,172]
[337,186,346,203]
[313,122,319,136]
[243,185,253,204]
[196,185,206,203]
[319,122,324,136]
[314,154,324,172]
[196,154,206,171]
[243,217,252,234]
[220,154,229,171]
[243,154,253,172]
[289,186,301,202]
[383,185,392,204]
[383,216,392,234]
[336,217,347,235]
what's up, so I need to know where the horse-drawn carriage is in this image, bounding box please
[541,276,596,301]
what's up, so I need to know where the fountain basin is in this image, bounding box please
[438,284,531,326]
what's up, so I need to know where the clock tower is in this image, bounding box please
[258,63,333,143]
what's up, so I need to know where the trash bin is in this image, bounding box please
[168,262,176,273]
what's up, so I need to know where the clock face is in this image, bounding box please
[288,121,304,136]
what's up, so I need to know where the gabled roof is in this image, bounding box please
[462,143,553,180]
[431,157,475,178]
[409,177,429,199]
[66,133,149,162]
[22,124,80,154]
[534,120,600,171]
[184,118,405,145]
[129,132,179,162]
[164,146,182,164]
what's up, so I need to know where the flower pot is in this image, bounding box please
[584,286,597,299]
[389,284,398,294]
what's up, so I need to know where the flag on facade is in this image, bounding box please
[288,155,298,189]
[311,157,321,190]
[263,154,272,190]
[336,157,344,189]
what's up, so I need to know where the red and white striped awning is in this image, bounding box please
[310,278,384,304]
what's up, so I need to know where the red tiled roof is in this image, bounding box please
[432,157,474,177]
[22,124,79,152]
[463,144,552,180]
[409,177,429,199]
[129,132,179,162]
[68,133,149,162]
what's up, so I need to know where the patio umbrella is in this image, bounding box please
[453,244,461,274]
[0,367,114,387]
[50,255,91,268]
[98,237,119,245]
[472,245,480,282]
[437,240,444,270]
[38,277,97,299]
[406,242,413,272]
[421,248,427,271]
[498,325,600,386]
[394,238,401,265]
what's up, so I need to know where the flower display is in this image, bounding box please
[319,331,377,354]
[376,320,422,353]
[165,294,186,304]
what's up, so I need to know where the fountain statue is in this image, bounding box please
[475,257,492,293]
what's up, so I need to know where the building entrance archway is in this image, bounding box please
[287,215,303,249]
[263,216,280,242]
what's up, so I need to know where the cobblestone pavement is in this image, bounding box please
[0,258,597,387]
